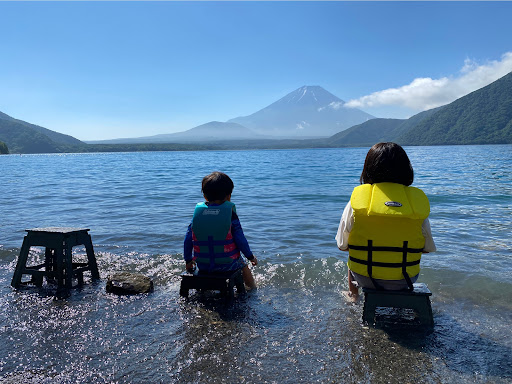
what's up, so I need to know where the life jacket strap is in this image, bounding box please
[401,241,414,291]
[348,257,420,268]
[192,238,235,246]
[348,244,423,253]
[349,240,419,291]
[366,240,383,290]
[193,235,240,271]
[194,249,240,258]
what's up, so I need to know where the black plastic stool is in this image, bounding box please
[11,227,100,290]
[180,268,246,299]
[362,282,434,326]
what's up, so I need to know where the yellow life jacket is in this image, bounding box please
[347,182,430,288]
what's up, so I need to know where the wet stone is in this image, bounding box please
[106,272,153,295]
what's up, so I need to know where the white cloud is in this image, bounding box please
[345,52,512,111]
[318,101,344,111]
[296,121,310,130]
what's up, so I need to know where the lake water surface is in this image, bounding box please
[0,145,511,383]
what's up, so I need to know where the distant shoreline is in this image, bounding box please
[3,141,511,155]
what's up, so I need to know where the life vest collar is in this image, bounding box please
[351,182,430,220]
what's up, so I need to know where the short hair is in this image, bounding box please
[201,172,234,201]
[360,142,414,186]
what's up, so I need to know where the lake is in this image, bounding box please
[0,145,511,383]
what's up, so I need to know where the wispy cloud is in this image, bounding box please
[345,52,512,111]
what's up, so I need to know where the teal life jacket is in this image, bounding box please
[191,201,241,272]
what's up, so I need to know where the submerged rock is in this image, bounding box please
[106,272,153,295]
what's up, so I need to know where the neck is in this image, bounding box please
[207,199,228,205]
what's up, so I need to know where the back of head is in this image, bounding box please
[201,171,234,201]
[360,142,414,186]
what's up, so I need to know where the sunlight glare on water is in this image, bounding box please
[0,145,511,383]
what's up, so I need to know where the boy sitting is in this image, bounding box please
[183,172,257,289]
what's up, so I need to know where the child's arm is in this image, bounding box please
[231,211,257,266]
[183,223,196,271]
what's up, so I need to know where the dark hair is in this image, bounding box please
[360,142,414,186]
[201,171,234,201]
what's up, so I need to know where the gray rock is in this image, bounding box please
[106,272,153,295]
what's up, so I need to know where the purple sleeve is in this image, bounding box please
[183,223,193,262]
[231,212,254,260]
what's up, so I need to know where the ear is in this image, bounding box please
[227,194,231,202]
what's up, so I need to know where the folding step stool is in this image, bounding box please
[11,227,100,291]
[180,268,246,299]
[362,282,434,326]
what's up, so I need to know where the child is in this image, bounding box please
[335,142,436,301]
[184,171,257,289]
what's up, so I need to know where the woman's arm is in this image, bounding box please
[422,218,436,253]
[335,201,353,251]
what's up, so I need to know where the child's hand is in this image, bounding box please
[186,261,196,272]
[250,256,258,266]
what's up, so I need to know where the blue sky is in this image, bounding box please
[1,1,511,141]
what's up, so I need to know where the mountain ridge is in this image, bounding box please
[2,74,512,153]
[328,107,444,147]
[87,85,374,144]
[88,121,267,144]
[398,71,512,145]
[0,113,84,153]
[228,85,374,137]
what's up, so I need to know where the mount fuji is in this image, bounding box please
[88,85,375,144]
[228,85,374,137]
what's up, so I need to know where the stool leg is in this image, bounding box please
[426,299,434,326]
[219,283,228,297]
[64,243,74,289]
[362,293,377,324]
[414,297,434,326]
[179,280,189,298]
[227,277,235,300]
[55,248,65,287]
[45,248,56,283]
[235,272,246,295]
[76,272,84,286]
[45,248,52,275]
[11,236,31,288]
[84,234,100,280]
